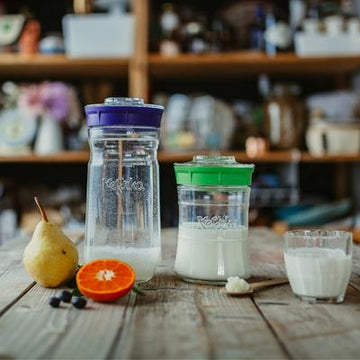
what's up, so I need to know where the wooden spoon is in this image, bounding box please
[222,278,289,296]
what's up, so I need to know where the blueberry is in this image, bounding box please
[49,296,61,308]
[72,297,87,309]
[58,290,72,303]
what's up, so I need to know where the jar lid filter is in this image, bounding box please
[85,97,164,128]
[174,155,254,186]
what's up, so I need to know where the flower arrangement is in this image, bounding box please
[0,81,82,155]
[17,81,81,123]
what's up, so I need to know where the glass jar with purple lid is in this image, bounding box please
[84,97,164,283]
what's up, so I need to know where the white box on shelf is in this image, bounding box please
[295,32,360,57]
[306,123,360,155]
[62,13,134,58]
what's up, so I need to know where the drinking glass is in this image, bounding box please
[284,230,352,303]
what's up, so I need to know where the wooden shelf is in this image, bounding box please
[301,153,360,162]
[149,52,360,78]
[0,151,89,163]
[0,52,357,81]
[158,150,301,163]
[162,151,360,163]
[0,54,129,79]
[0,150,359,164]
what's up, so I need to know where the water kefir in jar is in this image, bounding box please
[174,223,249,283]
[84,231,161,283]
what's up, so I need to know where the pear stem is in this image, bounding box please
[34,197,48,222]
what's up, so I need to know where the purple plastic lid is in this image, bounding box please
[85,97,164,128]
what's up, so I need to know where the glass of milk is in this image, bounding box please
[173,155,255,284]
[284,230,352,303]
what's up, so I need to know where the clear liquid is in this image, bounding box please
[85,245,161,282]
[285,247,352,298]
[85,128,161,283]
[175,224,249,282]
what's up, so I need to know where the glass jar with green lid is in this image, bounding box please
[173,155,255,284]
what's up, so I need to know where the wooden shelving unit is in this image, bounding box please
[0,0,359,186]
[0,0,358,229]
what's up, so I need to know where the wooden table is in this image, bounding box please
[1,227,360,360]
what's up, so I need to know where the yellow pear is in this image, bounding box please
[23,197,79,288]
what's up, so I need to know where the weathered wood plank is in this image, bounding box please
[111,285,286,359]
[249,229,360,360]
[110,287,287,360]
[0,283,131,360]
[110,228,288,359]
[350,242,360,291]
[0,233,128,360]
[0,237,34,313]
[1,227,360,360]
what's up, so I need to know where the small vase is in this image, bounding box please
[34,116,64,155]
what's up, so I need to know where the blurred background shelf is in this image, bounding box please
[149,52,360,78]
[1,0,360,236]
[0,54,129,79]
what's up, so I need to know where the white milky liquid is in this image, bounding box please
[174,224,249,282]
[285,247,352,298]
[85,246,161,282]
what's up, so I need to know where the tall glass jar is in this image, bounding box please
[174,156,254,284]
[264,84,304,150]
[84,97,164,283]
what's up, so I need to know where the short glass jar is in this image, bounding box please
[174,155,254,284]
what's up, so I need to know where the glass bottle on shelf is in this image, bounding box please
[265,6,276,56]
[307,0,320,19]
[249,4,265,51]
[209,17,232,53]
[0,181,18,245]
[290,0,307,32]
[263,84,304,150]
[341,0,356,18]
[184,18,209,54]
[159,3,181,56]
[230,101,257,150]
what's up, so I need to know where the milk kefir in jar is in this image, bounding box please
[174,156,254,284]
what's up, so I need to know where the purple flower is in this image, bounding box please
[39,82,71,121]
[17,81,79,123]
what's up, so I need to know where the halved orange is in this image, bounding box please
[76,259,135,302]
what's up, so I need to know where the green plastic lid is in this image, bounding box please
[174,155,255,186]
